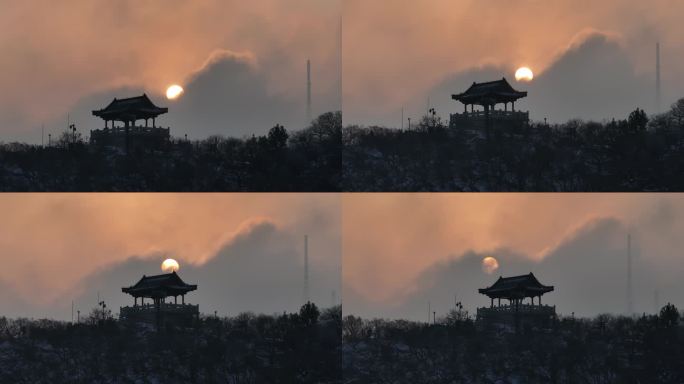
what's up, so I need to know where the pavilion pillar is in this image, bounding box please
[182,295,185,304]
[145,119,148,128]
[153,117,156,128]
[464,104,467,113]
[175,296,177,304]
[505,103,508,112]
[512,101,516,112]
[490,298,493,308]
[498,298,501,307]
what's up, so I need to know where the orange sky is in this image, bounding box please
[0,194,339,305]
[343,0,684,125]
[0,0,340,139]
[343,194,684,304]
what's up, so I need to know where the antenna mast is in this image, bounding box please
[656,42,661,113]
[307,60,312,123]
[304,235,310,304]
[627,234,633,315]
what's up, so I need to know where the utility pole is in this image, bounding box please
[656,42,661,113]
[627,234,633,316]
[307,59,312,123]
[304,235,309,304]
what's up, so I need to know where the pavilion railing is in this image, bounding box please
[450,110,529,121]
[477,304,556,317]
[91,126,170,135]
[120,303,199,317]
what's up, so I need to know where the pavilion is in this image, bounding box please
[449,78,529,131]
[120,271,199,328]
[476,273,556,329]
[90,94,170,150]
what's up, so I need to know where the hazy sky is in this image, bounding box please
[0,0,341,143]
[344,0,684,127]
[0,194,340,320]
[343,194,684,320]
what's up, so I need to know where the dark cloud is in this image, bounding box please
[10,220,339,320]
[420,32,655,126]
[167,51,299,138]
[529,33,653,122]
[27,50,341,143]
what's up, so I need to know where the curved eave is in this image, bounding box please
[452,92,527,105]
[479,285,554,299]
[122,285,197,298]
[92,108,168,121]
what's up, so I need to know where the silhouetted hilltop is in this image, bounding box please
[0,303,341,384]
[343,304,684,383]
[0,111,341,192]
[343,99,684,191]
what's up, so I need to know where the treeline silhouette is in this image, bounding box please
[343,303,684,383]
[344,99,684,191]
[0,302,341,384]
[0,111,341,191]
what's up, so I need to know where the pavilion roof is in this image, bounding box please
[452,78,527,105]
[478,273,553,299]
[92,94,168,122]
[122,271,197,298]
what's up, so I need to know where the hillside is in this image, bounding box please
[0,304,341,384]
[0,112,341,192]
[343,304,684,383]
[343,101,684,191]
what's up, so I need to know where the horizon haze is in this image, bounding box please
[344,0,684,128]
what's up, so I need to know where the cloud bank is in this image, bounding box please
[0,0,341,142]
[0,194,340,319]
[343,194,684,319]
[344,0,684,126]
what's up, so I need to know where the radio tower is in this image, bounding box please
[627,234,633,316]
[656,42,661,113]
[304,235,310,304]
[306,60,312,123]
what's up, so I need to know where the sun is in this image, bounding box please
[482,256,500,275]
[166,84,184,100]
[161,258,180,273]
[515,67,534,82]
